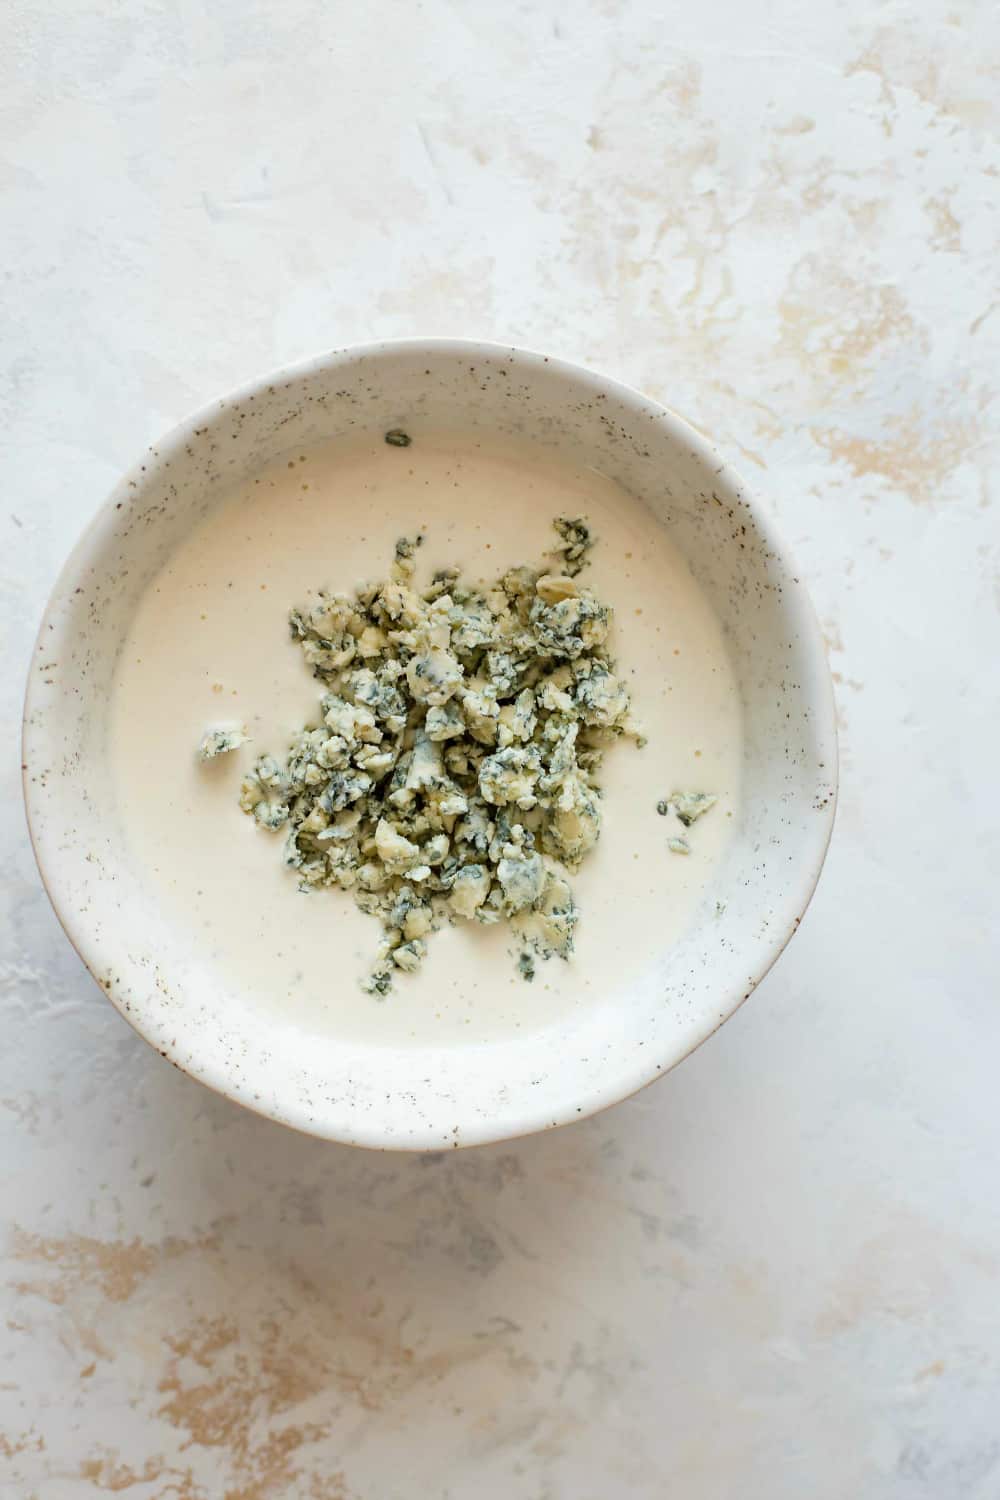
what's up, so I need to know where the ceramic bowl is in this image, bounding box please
[22,340,837,1149]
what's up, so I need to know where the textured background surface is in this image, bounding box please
[3,2,999,1495]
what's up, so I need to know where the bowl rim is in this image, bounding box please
[22,336,838,1148]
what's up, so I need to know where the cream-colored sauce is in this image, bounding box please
[110,432,742,1046]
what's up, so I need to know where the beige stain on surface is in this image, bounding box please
[0,1430,44,1458]
[750,147,845,226]
[925,195,962,252]
[156,1314,330,1452]
[810,406,982,504]
[79,1453,169,1493]
[775,114,816,135]
[9,1230,158,1305]
[815,1211,1000,1340]
[8,1227,218,1306]
[77,1446,358,1499]
[847,38,937,123]
[776,257,924,387]
[152,1289,523,1495]
[6,1225,533,1497]
[847,24,995,129]
[657,58,702,113]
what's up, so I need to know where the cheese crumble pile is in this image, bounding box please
[233,517,638,993]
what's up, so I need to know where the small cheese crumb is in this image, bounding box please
[197,725,249,761]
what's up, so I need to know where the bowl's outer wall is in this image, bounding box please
[23,341,837,1148]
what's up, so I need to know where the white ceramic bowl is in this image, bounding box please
[23,340,836,1149]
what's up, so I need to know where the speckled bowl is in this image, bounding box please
[23,340,837,1149]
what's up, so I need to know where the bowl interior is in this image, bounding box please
[23,342,836,1147]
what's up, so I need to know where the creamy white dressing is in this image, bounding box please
[110,432,742,1047]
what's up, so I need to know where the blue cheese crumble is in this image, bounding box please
[230,517,640,994]
[671,790,717,827]
[197,725,249,761]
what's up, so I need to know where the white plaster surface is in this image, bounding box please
[3,2,999,1495]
